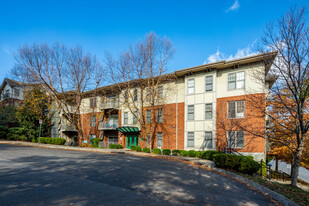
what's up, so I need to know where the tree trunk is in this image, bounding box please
[275,157,278,172]
[291,151,301,187]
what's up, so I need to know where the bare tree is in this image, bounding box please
[249,6,309,187]
[107,32,175,149]
[13,43,104,145]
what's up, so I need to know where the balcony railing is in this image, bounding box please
[98,121,119,130]
[60,125,78,132]
[100,97,119,109]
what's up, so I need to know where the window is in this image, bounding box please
[205,103,212,119]
[157,132,162,147]
[133,89,138,102]
[187,105,194,120]
[90,98,97,108]
[90,116,96,127]
[157,108,163,123]
[228,131,245,148]
[157,85,163,99]
[187,79,195,94]
[228,71,245,90]
[124,112,128,125]
[205,76,213,92]
[124,91,128,102]
[14,88,20,97]
[187,132,194,147]
[204,132,213,149]
[133,110,138,124]
[146,110,151,123]
[228,101,245,118]
[146,88,152,102]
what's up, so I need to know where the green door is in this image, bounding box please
[127,135,139,148]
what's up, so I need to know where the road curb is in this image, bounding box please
[0,140,299,206]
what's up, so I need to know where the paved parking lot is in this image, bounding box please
[0,144,274,206]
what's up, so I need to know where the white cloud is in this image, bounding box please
[204,41,258,64]
[226,0,239,12]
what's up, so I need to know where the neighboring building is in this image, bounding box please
[0,78,26,108]
[51,52,277,160]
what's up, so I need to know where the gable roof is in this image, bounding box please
[0,78,24,93]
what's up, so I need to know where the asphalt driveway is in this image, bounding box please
[0,144,274,206]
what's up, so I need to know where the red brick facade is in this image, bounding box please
[216,93,266,153]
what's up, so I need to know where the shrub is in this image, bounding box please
[152,148,161,154]
[162,149,171,155]
[91,138,100,148]
[142,148,150,153]
[52,138,66,145]
[180,150,189,156]
[7,133,18,140]
[32,138,38,143]
[135,146,142,152]
[0,125,8,133]
[202,151,220,160]
[18,135,27,141]
[130,145,137,150]
[239,158,260,175]
[39,137,46,144]
[213,153,260,175]
[172,149,180,156]
[188,150,196,157]
[45,138,52,144]
[8,127,21,135]
[196,151,203,158]
[0,131,7,139]
[109,144,123,149]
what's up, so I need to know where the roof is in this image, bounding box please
[174,51,278,77]
[0,78,24,93]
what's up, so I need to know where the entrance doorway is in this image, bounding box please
[127,135,139,148]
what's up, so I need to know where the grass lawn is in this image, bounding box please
[237,173,309,206]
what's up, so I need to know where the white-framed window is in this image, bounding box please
[146,110,151,123]
[205,103,212,119]
[90,115,96,127]
[204,132,213,149]
[187,132,194,147]
[124,112,128,124]
[157,132,162,147]
[157,108,163,123]
[133,89,138,102]
[187,78,195,94]
[157,85,163,99]
[133,110,138,124]
[227,131,245,148]
[228,101,245,118]
[228,71,245,90]
[90,98,97,108]
[14,88,20,97]
[187,105,194,120]
[205,75,213,92]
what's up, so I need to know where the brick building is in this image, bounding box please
[53,51,277,160]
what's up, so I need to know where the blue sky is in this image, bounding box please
[0,0,308,81]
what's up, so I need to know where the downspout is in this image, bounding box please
[176,82,178,149]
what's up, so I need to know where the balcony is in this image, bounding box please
[98,121,119,130]
[100,97,119,109]
[60,124,78,132]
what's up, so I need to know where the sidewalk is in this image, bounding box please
[0,140,299,206]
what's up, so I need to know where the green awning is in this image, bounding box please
[117,126,140,134]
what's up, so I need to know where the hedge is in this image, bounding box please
[142,148,150,153]
[172,149,180,156]
[180,150,189,156]
[162,149,171,155]
[136,146,142,152]
[213,153,260,175]
[200,151,220,160]
[130,145,137,150]
[188,150,196,157]
[0,131,7,139]
[0,125,8,133]
[152,148,161,154]
[109,144,123,149]
[91,138,100,148]
[7,133,19,140]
